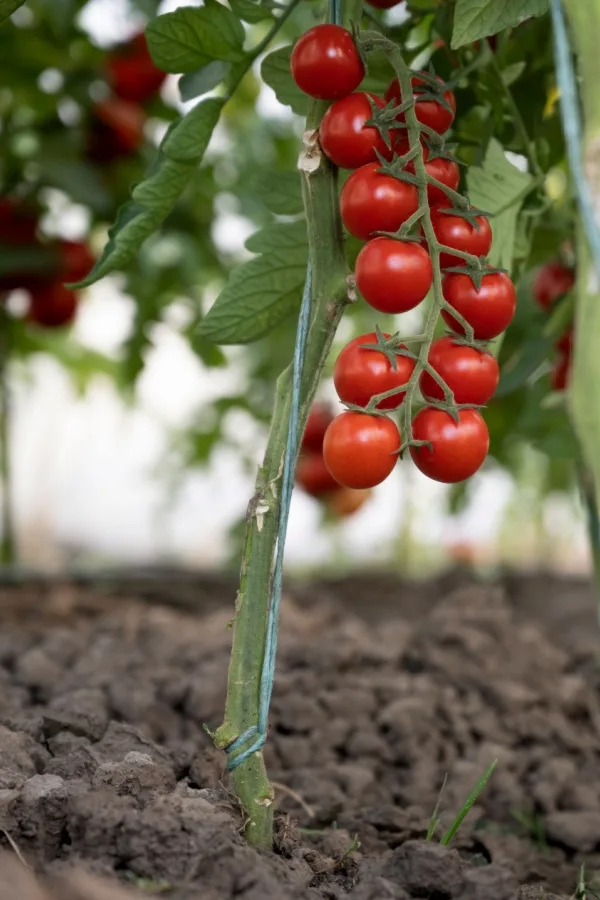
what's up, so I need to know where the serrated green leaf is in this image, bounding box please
[146,1,245,73]
[179,61,230,101]
[163,96,224,162]
[488,205,518,271]
[451,0,548,49]
[132,157,196,210]
[467,138,533,215]
[230,0,273,23]
[199,221,308,344]
[255,171,303,215]
[0,0,25,25]
[261,45,307,116]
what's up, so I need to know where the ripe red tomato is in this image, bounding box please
[442,270,516,340]
[290,25,364,100]
[385,74,456,134]
[430,205,492,268]
[323,411,400,489]
[28,283,78,328]
[394,137,460,204]
[340,163,419,241]
[366,0,403,6]
[320,93,392,170]
[533,261,575,310]
[326,487,371,516]
[334,331,416,410]
[301,402,334,453]
[551,354,570,391]
[59,241,95,283]
[106,33,166,104]
[355,238,433,312]
[419,336,499,405]
[410,407,489,483]
[295,453,340,497]
[555,327,573,355]
[88,99,145,163]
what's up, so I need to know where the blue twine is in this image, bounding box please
[550,0,600,273]
[225,0,342,773]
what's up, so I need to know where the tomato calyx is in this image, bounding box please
[434,202,493,230]
[442,258,504,292]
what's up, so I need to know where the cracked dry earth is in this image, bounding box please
[0,572,599,899]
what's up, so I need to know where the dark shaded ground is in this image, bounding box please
[0,569,598,899]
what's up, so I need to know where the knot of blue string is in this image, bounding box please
[225,0,343,772]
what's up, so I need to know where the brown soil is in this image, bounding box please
[0,570,598,899]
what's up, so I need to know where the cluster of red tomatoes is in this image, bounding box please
[0,199,94,327]
[290,24,517,491]
[89,33,166,165]
[295,402,372,516]
[532,260,575,391]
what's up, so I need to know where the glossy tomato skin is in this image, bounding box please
[295,453,340,497]
[301,402,334,453]
[326,487,371,516]
[341,163,419,241]
[355,238,433,313]
[106,33,166,104]
[334,331,415,410]
[323,411,400,489]
[320,93,391,170]
[290,25,364,100]
[533,261,575,310]
[59,241,95,283]
[410,407,489,483]
[442,271,516,340]
[430,205,492,268]
[28,284,78,328]
[419,336,499,405]
[88,99,145,163]
[394,138,460,204]
[385,74,456,134]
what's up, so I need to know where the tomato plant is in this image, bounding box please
[334,331,415,409]
[410,408,490,484]
[355,238,433,313]
[442,271,517,340]
[320,93,391,170]
[340,162,419,240]
[323,411,400,489]
[290,25,364,100]
[385,74,456,134]
[420,337,499,406]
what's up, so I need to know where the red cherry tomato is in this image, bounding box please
[106,33,166,104]
[394,137,460,204]
[326,487,371,517]
[366,0,403,6]
[323,411,400,489]
[385,73,456,134]
[28,284,78,328]
[340,163,419,241]
[295,453,340,497]
[290,25,364,100]
[419,336,499,405]
[533,261,575,310]
[555,327,573,355]
[355,238,433,313]
[430,205,492,268]
[320,93,392,170]
[410,407,489,483]
[301,402,334,453]
[59,241,95,283]
[88,99,145,163]
[334,331,416,410]
[551,353,570,391]
[442,270,516,340]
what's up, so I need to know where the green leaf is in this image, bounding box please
[467,139,533,215]
[229,0,273,23]
[146,1,245,73]
[73,99,224,288]
[255,171,303,216]
[198,221,308,344]
[179,61,230,101]
[487,205,518,271]
[261,46,307,116]
[0,0,25,25]
[451,0,549,49]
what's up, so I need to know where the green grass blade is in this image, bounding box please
[426,773,448,841]
[440,759,497,846]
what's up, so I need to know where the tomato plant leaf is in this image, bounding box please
[198,221,308,344]
[0,0,25,25]
[179,61,231,101]
[451,0,549,49]
[146,1,245,73]
[229,0,273,23]
[467,139,533,216]
[255,171,303,216]
[261,46,307,116]
[72,100,223,288]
